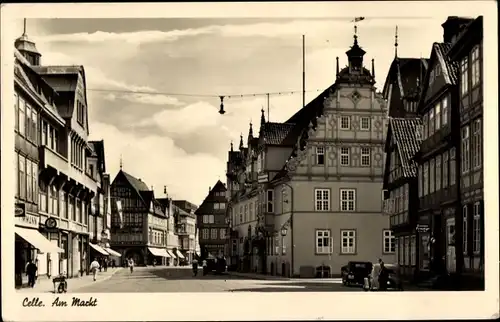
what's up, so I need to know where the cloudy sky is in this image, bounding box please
[13,13,461,204]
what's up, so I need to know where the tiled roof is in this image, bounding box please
[261,122,296,145]
[389,118,423,177]
[433,42,459,85]
[122,171,150,192]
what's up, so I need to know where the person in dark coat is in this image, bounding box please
[26,260,37,288]
[192,259,199,277]
[378,260,389,291]
[103,258,108,272]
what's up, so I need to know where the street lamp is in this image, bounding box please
[281,227,288,237]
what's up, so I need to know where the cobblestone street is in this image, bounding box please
[71,267,362,293]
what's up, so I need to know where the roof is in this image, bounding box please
[122,170,150,192]
[433,42,459,85]
[447,16,482,59]
[382,58,430,99]
[88,140,106,172]
[260,122,296,145]
[389,118,423,178]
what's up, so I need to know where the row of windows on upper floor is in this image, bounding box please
[201,228,226,240]
[231,188,362,227]
[15,92,96,176]
[231,229,395,257]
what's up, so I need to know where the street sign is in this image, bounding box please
[15,203,25,217]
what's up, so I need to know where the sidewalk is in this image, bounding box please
[17,268,123,293]
[228,271,291,281]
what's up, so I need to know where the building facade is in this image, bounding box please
[13,25,108,287]
[382,56,429,280]
[413,16,484,289]
[110,170,172,266]
[195,181,228,259]
[172,200,199,263]
[227,30,394,278]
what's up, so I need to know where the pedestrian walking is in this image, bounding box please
[98,258,103,272]
[90,258,100,282]
[192,259,199,277]
[112,259,116,268]
[378,259,389,291]
[202,259,208,276]
[26,260,37,288]
[103,259,108,272]
[128,258,135,273]
[153,259,157,267]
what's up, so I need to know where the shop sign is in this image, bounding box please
[416,224,430,233]
[15,212,40,228]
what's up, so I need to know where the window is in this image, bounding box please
[450,148,456,185]
[471,46,480,87]
[360,117,370,130]
[203,215,208,224]
[340,147,350,166]
[202,228,209,239]
[442,96,449,126]
[26,159,32,202]
[395,237,400,264]
[422,114,428,140]
[266,190,274,213]
[18,155,26,199]
[51,185,58,216]
[383,230,395,253]
[418,165,423,198]
[340,116,350,130]
[404,236,410,266]
[340,189,355,212]
[463,206,468,254]
[429,158,435,194]
[31,109,38,144]
[423,162,429,196]
[316,146,325,165]
[410,235,416,265]
[341,230,356,254]
[435,155,442,192]
[26,103,31,140]
[275,236,280,255]
[14,93,19,131]
[19,97,25,136]
[244,204,248,222]
[473,202,481,253]
[209,215,214,224]
[249,202,254,221]
[61,191,67,219]
[461,57,469,96]
[435,102,441,131]
[428,108,435,137]
[315,189,330,211]
[211,229,218,240]
[361,147,371,166]
[442,151,449,188]
[315,230,333,254]
[461,126,470,173]
[472,119,482,169]
[220,228,226,239]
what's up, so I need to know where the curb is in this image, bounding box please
[228,272,290,281]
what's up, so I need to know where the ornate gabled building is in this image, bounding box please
[195,180,228,259]
[381,41,430,281]
[227,27,393,278]
[110,170,173,266]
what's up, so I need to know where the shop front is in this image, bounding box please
[14,209,64,288]
[416,215,432,280]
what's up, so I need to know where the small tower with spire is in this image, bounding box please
[119,154,123,170]
[394,25,399,58]
[248,121,253,141]
[15,18,41,66]
[230,140,234,152]
[239,133,244,151]
[345,24,366,73]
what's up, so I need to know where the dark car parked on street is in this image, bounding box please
[341,261,373,286]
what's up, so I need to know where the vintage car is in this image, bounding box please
[341,261,373,286]
[363,263,403,291]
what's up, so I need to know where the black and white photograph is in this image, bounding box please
[1,1,498,321]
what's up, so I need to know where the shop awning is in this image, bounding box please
[166,250,176,258]
[104,248,121,257]
[175,249,185,259]
[148,247,170,257]
[15,227,64,254]
[90,243,109,256]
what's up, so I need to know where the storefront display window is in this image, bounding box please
[420,233,430,270]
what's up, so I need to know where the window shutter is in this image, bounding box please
[329,237,333,254]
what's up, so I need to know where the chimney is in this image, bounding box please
[441,16,473,44]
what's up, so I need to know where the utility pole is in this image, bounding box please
[266,93,270,122]
[302,35,306,108]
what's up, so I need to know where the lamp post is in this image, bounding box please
[280,227,288,277]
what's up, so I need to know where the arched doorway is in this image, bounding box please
[124,248,144,266]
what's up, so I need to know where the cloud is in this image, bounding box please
[88,122,224,204]
[36,17,442,45]
[38,49,183,106]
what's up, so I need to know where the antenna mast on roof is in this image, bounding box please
[266,93,270,122]
[394,25,399,58]
[302,34,306,109]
